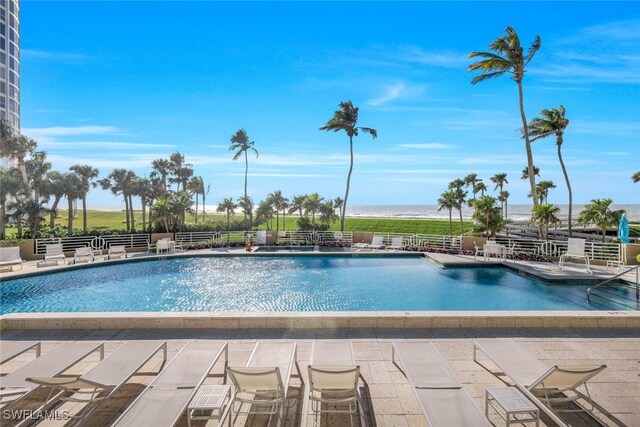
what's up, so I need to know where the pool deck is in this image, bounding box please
[1,249,638,331]
[1,328,638,426]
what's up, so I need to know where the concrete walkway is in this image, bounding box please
[1,328,638,427]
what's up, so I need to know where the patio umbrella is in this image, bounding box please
[617,213,630,243]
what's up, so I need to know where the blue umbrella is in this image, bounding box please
[617,213,629,243]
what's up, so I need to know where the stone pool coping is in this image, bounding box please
[1,310,638,330]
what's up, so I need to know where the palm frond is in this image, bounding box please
[471,71,507,84]
[524,35,541,64]
[359,127,378,138]
[251,147,259,158]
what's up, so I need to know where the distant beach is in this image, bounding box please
[90,204,640,223]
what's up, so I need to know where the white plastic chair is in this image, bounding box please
[558,238,591,273]
[0,247,23,270]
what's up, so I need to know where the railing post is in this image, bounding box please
[636,268,639,301]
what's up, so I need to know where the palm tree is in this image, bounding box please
[288,194,307,217]
[7,194,30,238]
[202,182,211,222]
[169,191,193,232]
[237,196,254,230]
[41,171,67,228]
[26,151,51,204]
[229,129,259,204]
[134,176,154,231]
[24,198,49,238]
[0,167,26,239]
[474,181,488,197]
[469,26,541,206]
[319,201,339,228]
[535,180,556,205]
[498,190,510,219]
[577,198,624,242]
[151,158,172,197]
[256,198,276,229]
[464,174,479,202]
[217,198,238,229]
[490,173,508,216]
[69,164,99,233]
[63,172,84,233]
[471,195,504,238]
[269,190,288,231]
[531,204,560,241]
[521,165,540,181]
[528,105,573,236]
[633,171,640,183]
[303,193,323,226]
[150,197,171,232]
[320,100,377,232]
[188,176,205,223]
[437,190,456,236]
[0,127,37,184]
[448,179,468,235]
[99,169,136,232]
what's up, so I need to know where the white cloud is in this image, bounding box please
[393,46,468,68]
[367,82,424,107]
[40,140,175,150]
[23,126,122,138]
[21,49,92,61]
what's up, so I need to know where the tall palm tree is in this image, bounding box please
[288,194,307,217]
[217,198,238,229]
[521,165,540,181]
[469,26,541,206]
[41,171,67,228]
[229,129,259,204]
[490,173,508,216]
[188,176,205,223]
[237,196,254,230]
[303,193,323,226]
[63,172,84,233]
[535,180,556,205]
[256,198,276,229]
[0,124,37,184]
[528,105,573,235]
[0,167,26,239]
[202,182,211,222]
[150,197,170,232]
[169,191,193,232]
[448,178,468,235]
[7,194,29,238]
[69,164,99,233]
[134,176,154,231]
[320,100,377,232]
[319,200,338,228]
[151,158,172,197]
[26,151,51,212]
[269,190,288,231]
[437,190,456,236]
[464,174,479,202]
[632,171,640,183]
[99,169,136,232]
[474,181,488,197]
[498,190,510,219]
[577,198,624,242]
[531,204,560,241]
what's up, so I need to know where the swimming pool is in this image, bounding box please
[0,255,610,313]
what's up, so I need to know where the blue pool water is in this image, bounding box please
[0,256,597,313]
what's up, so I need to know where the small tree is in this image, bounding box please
[217,198,238,229]
[531,204,560,241]
[577,199,624,242]
[471,195,504,238]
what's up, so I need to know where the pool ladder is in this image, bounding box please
[586,265,639,303]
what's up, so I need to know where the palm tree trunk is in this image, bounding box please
[517,81,538,207]
[202,191,206,221]
[505,199,508,219]
[18,156,28,184]
[82,196,88,233]
[142,201,146,231]
[226,211,230,229]
[129,194,135,231]
[459,209,464,235]
[244,151,248,200]
[341,136,354,232]
[448,209,452,236]
[49,196,61,227]
[283,211,286,231]
[194,193,198,224]
[124,196,130,231]
[67,197,74,233]
[276,212,279,231]
[557,142,573,237]
[0,200,5,240]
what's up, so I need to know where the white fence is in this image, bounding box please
[34,234,150,255]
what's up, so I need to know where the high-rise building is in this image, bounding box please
[0,0,19,133]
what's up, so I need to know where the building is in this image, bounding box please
[0,0,19,133]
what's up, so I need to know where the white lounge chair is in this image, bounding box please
[473,241,484,260]
[393,342,491,427]
[387,237,404,251]
[112,341,228,427]
[0,247,23,271]
[227,341,300,427]
[0,342,104,410]
[558,238,591,273]
[0,342,41,364]
[41,243,66,265]
[256,230,267,245]
[352,242,369,250]
[27,341,167,424]
[73,246,95,264]
[367,236,385,251]
[108,245,128,260]
[307,341,364,427]
[474,340,609,426]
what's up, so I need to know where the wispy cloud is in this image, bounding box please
[367,82,425,107]
[21,49,92,61]
[392,46,468,68]
[396,143,456,150]
[23,126,123,138]
[570,120,640,137]
[41,141,175,150]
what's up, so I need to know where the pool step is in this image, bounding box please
[546,286,635,311]
[589,284,639,311]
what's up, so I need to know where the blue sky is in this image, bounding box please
[21,1,640,207]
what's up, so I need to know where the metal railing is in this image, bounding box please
[174,232,219,244]
[587,265,640,303]
[34,234,150,255]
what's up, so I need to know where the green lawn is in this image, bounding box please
[4,210,472,237]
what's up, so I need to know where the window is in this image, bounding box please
[0,95,6,109]
[0,52,5,64]
[0,37,5,51]
[9,57,15,70]
[0,24,5,34]
[8,70,16,84]
[8,85,17,99]
[9,29,16,43]
[8,99,15,112]
[0,83,5,94]
[9,42,16,56]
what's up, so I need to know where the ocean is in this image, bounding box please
[90,203,640,223]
